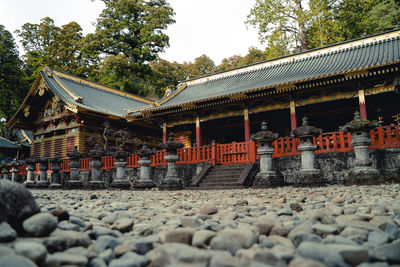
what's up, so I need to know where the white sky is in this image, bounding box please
[0,0,262,64]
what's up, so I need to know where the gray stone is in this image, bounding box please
[99,248,114,263]
[312,223,338,235]
[192,229,217,248]
[219,228,257,248]
[23,213,57,237]
[45,252,88,266]
[111,218,134,233]
[372,239,400,262]
[90,257,107,267]
[199,203,218,215]
[367,231,389,246]
[165,228,194,244]
[0,254,37,267]
[289,203,303,212]
[146,243,230,267]
[0,179,40,234]
[0,244,15,257]
[288,257,327,267]
[0,221,16,242]
[322,235,358,245]
[93,235,123,253]
[296,242,347,267]
[109,252,149,267]
[43,229,92,253]
[210,235,242,255]
[57,220,80,231]
[292,233,322,247]
[14,241,47,266]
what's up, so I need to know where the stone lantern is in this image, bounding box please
[1,162,10,180]
[37,157,49,188]
[88,144,105,189]
[291,117,323,185]
[67,146,82,188]
[49,153,63,189]
[110,147,131,189]
[134,142,156,189]
[24,157,37,187]
[10,158,20,183]
[340,111,379,183]
[158,132,184,190]
[251,122,282,187]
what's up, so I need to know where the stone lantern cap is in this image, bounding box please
[49,153,63,164]
[67,146,82,160]
[161,132,184,155]
[291,117,322,138]
[25,157,38,165]
[114,146,130,161]
[88,144,105,159]
[137,142,155,158]
[340,111,378,133]
[10,158,20,168]
[251,122,279,143]
[1,162,10,171]
[37,157,49,164]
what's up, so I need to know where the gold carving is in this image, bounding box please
[24,105,30,117]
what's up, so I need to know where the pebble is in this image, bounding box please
[0,184,397,267]
[23,212,58,237]
[0,221,17,242]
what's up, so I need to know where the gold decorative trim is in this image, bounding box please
[156,83,188,106]
[51,71,84,103]
[358,89,366,104]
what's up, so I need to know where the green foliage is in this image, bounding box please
[216,55,244,72]
[88,0,175,95]
[150,59,186,96]
[185,54,216,78]
[0,25,26,126]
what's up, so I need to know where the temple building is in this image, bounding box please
[7,68,159,158]
[126,30,400,146]
[7,29,400,159]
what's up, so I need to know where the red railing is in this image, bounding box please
[370,125,400,149]
[16,126,400,175]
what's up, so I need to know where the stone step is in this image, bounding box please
[188,185,245,190]
[204,174,241,179]
[206,170,244,175]
[198,182,242,187]
[201,178,239,183]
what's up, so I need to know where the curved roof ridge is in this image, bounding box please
[182,29,400,87]
[51,68,154,104]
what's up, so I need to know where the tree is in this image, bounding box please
[185,54,216,78]
[307,0,343,49]
[216,55,243,72]
[150,58,186,96]
[88,0,175,95]
[336,0,400,40]
[16,17,86,80]
[246,0,309,52]
[240,47,265,65]
[0,25,26,131]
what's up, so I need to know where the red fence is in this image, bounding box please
[15,126,400,175]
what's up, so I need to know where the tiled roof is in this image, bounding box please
[129,30,400,116]
[0,137,18,148]
[42,69,154,118]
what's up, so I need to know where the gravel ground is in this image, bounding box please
[1,184,400,267]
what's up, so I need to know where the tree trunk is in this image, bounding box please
[295,0,309,51]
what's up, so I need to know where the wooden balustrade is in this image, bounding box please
[15,126,400,175]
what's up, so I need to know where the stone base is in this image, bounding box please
[294,169,324,186]
[67,180,83,189]
[158,179,183,190]
[49,183,62,189]
[89,181,105,189]
[253,172,283,188]
[346,167,380,185]
[109,180,131,189]
[37,181,49,188]
[132,179,155,189]
[23,181,36,188]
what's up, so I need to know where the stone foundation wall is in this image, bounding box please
[18,148,400,188]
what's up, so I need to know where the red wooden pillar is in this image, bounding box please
[162,122,167,144]
[359,89,367,120]
[244,108,251,142]
[195,116,202,146]
[290,100,297,131]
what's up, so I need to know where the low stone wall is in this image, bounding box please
[20,148,400,188]
[272,148,400,185]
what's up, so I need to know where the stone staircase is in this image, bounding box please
[192,164,254,190]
